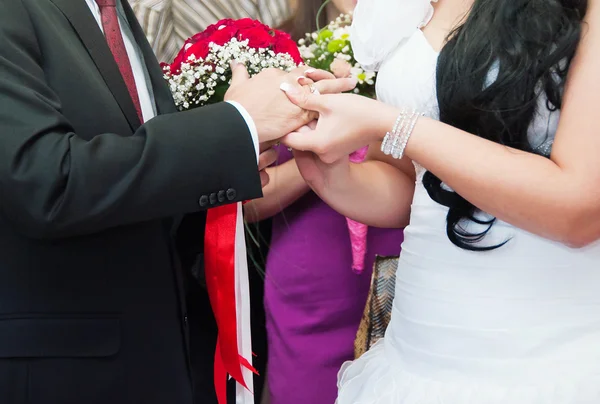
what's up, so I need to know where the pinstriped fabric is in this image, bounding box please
[130,0,292,63]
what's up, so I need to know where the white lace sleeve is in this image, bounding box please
[350,0,437,72]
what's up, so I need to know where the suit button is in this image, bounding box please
[183,315,188,327]
[209,193,217,205]
[199,195,209,207]
[226,188,236,201]
[217,190,226,203]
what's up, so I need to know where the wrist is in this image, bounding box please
[378,106,426,160]
[403,116,432,160]
[375,104,405,141]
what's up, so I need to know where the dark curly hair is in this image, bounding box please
[423,0,588,250]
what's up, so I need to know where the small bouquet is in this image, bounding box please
[162,18,303,110]
[161,19,304,404]
[299,13,377,274]
[298,13,376,98]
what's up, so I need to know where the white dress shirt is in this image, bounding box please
[85,0,259,158]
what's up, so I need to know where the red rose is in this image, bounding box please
[165,19,301,75]
[168,39,209,74]
[167,40,205,74]
[234,18,264,30]
[238,26,274,49]
[189,26,215,44]
[208,25,239,45]
[185,40,210,60]
[189,19,235,44]
[167,50,184,73]
[272,30,303,64]
[216,18,237,27]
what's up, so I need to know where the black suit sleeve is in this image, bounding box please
[0,0,262,239]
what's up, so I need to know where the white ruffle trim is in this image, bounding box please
[336,340,600,404]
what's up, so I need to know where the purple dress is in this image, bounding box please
[264,148,403,404]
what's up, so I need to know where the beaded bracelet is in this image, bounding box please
[380,109,423,160]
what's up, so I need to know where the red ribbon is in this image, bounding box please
[204,203,257,404]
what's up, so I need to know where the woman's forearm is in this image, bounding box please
[406,118,581,242]
[310,159,414,228]
[244,159,310,223]
[369,107,594,247]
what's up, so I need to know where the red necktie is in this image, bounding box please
[95,0,143,122]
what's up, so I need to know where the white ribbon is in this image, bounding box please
[234,202,254,404]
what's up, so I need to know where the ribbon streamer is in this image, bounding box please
[205,202,257,404]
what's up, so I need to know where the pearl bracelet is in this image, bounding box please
[380,109,423,160]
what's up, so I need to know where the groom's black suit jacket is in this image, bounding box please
[0,1,262,403]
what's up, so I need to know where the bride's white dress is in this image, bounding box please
[337,1,600,403]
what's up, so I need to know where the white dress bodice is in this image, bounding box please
[337,4,600,403]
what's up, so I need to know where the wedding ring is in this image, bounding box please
[309,84,318,94]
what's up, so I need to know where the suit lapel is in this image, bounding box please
[121,1,177,115]
[49,0,141,131]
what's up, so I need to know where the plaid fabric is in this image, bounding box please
[354,255,399,359]
[130,0,292,63]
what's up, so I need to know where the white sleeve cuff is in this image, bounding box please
[226,100,259,163]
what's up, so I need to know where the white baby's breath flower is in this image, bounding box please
[169,37,299,110]
[332,28,347,40]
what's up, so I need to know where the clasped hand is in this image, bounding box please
[224,64,357,187]
[277,73,397,193]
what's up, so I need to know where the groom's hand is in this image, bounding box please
[225,64,356,144]
[225,65,316,143]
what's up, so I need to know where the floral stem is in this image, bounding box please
[316,0,333,32]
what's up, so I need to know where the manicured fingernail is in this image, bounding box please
[280,82,294,93]
[305,68,316,74]
[230,60,239,69]
[296,75,307,83]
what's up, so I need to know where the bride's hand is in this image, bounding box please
[290,121,350,193]
[280,87,395,163]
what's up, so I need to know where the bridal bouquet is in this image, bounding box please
[299,14,377,274]
[162,18,303,110]
[161,19,304,404]
[298,13,376,98]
